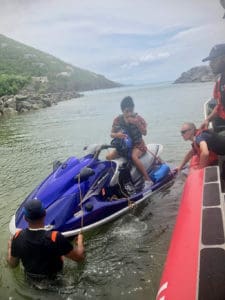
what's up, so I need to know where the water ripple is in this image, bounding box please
[0,82,213,299]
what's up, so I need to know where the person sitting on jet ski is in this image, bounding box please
[177,122,225,170]
[106,96,152,185]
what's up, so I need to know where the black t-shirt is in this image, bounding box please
[195,130,225,155]
[11,229,73,277]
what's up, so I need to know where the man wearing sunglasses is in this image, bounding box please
[201,44,225,132]
[177,122,225,171]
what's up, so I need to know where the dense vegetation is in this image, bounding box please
[0,34,120,95]
[0,74,30,96]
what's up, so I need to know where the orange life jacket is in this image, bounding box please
[14,229,58,242]
[13,229,64,260]
[214,78,225,119]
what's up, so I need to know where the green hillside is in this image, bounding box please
[0,34,121,95]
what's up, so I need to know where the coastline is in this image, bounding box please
[0,91,82,117]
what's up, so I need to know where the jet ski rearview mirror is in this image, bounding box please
[74,167,95,183]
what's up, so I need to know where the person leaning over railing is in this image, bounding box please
[177,122,225,171]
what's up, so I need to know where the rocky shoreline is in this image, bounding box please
[0,91,82,117]
[174,66,216,84]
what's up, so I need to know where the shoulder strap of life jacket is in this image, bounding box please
[118,115,126,128]
[50,231,58,242]
[13,229,59,243]
[213,77,221,100]
[14,229,22,239]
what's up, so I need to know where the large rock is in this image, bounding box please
[16,100,32,112]
[41,98,52,107]
[15,95,28,101]
[31,103,41,110]
[0,91,82,117]
[2,107,18,116]
[0,99,4,113]
[174,66,216,83]
[5,98,16,109]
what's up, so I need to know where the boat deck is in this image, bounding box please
[199,165,225,299]
[156,163,225,300]
[157,99,225,299]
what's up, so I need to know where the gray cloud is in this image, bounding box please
[0,0,224,83]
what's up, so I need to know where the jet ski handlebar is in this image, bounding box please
[94,144,116,158]
[100,144,115,150]
[83,144,116,158]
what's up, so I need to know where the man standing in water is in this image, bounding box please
[201,44,225,131]
[106,96,152,186]
[7,199,85,279]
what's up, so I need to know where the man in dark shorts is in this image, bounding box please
[106,96,151,184]
[177,122,225,170]
[7,199,85,279]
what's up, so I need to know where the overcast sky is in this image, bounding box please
[0,0,224,84]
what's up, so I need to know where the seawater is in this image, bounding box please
[0,82,214,299]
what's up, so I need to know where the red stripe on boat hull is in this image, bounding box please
[156,166,204,300]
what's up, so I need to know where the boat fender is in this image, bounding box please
[85,203,93,212]
[150,163,170,183]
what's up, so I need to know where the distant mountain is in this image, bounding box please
[0,34,121,94]
[174,66,216,84]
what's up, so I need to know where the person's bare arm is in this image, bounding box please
[200,105,218,129]
[110,118,127,139]
[65,233,85,262]
[177,148,195,171]
[7,238,19,268]
[111,131,127,139]
[127,114,147,135]
[199,141,209,168]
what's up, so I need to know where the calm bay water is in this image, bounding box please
[0,82,213,299]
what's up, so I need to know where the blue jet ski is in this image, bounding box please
[9,142,176,237]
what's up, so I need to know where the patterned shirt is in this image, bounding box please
[112,114,147,152]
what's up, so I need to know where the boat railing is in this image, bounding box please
[203,98,215,129]
[204,98,225,134]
